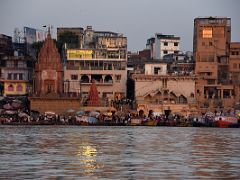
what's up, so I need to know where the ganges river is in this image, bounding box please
[0,126,240,179]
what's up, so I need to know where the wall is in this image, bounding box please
[29,97,81,114]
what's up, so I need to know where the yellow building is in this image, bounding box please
[3,80,29,96]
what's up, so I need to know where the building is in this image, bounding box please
[146,33,180,59]
[229,42,240,103]
[193,16,238,112]
[0,56,33,96]
[0,34,33,96]
[132,63,197,116]
[34,30,63,96]
[0,34,13,57]
[163,51,195,74]
[63,26,127,104]
[145,63,167,75]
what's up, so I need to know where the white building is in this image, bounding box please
[146,33,180,60]
[145,63,167,75]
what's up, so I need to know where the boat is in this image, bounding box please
[129,118,142,125]
[214,116,238,128]
[142,119,158,126]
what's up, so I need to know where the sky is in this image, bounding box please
[0,0,239,52]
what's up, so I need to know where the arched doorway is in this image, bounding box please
[104,75,113,83]
[81,75,90,83]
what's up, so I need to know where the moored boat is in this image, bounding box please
[142,119,158,126]
[214,116,238,128]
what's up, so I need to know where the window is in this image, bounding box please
[18,61,26,68]
[154,67,161,74]
[174,51,178,54]
[71,74,78,80]
[209,42,213,46]
[115,75,121,82]
[7,73,12,80]
[202,42,205,46]
[163,42,168,46]
[14,73,17,80]
[174,42,178,46]
[203,27,212,38]
[19,74,23,80]
[6,61,14,68]
[233,63,237,69]
[163,50,168,54]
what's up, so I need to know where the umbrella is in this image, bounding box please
[89,111,100,117]
[5,110,17,115]
[18,112,29,118]
[67,109,75,113]
[11,102,23,109]
[3,103,13,110]
[45,111,56,115]
[75,110,85,116]
[103,112,112,116]
[87,117,98,124]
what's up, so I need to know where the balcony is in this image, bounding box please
[81,80,113,86]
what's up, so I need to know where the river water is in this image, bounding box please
[0,126,239,179]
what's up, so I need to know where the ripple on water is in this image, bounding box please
[0,126,240,179]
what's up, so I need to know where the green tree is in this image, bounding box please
[31,41,44,59]
[57,32,79,51]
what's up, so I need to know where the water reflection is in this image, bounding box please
[76,144,98,175]
[0,126,239,179]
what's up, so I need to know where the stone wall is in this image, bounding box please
[29,97,81,114]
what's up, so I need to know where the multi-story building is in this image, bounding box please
[0,56,33,96]
[229,42,240,103]
[193,16,238,111]
[0,34,13,57]
[63,26,127,103]
[146,33,180,59]
[131,63,197,116]
[0,34,33,96]
[163,51,195,74]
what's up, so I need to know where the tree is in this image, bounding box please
[57,32,79,51]
[31,41,44,59]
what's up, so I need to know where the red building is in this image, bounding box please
[34,30,63,96]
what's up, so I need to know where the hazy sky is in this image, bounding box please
[0,0,239,52]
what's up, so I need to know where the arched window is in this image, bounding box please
[81,75,90,83]
[179,95,187,104]
[17,84,23,91]
[8,84,14,91]
[104,75,113,83]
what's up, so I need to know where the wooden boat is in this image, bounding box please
[214,116,238,128]
[142,119,158,126]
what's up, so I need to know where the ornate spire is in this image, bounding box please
[37,28,61,65]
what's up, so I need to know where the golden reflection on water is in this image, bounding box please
[76,144,100,175]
